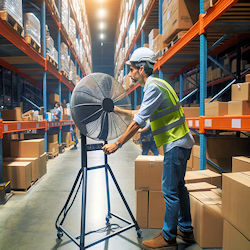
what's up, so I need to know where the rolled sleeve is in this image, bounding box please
[133,83,163,126]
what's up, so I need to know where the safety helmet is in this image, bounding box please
[126,47,156,65]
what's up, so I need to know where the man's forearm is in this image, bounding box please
[116,121,141,145]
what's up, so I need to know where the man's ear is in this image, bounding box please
[139,66,145,74]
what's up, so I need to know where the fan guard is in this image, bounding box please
[70,73,132,141]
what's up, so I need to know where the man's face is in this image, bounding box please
[128,64,144,84]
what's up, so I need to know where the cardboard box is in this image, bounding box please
[11,133,24,140]
[228,100,250,115]
[185,170,221,188]
[135,155,164,191]
[47,142,59,153]
[136,190,148,228]
[136,190,165,229]
[49,93,59,104]
[232,156,250,172]
[39,153,47,178]
[10,139,45,158]
[222,171,250,240]
[190,191,223,248]
[1,107,22,121]
[3,161,32,190]
[162,0,193,43]
[223,220,250,250]
[211,188,222,197]
[205,102,228,116]
[62,114,69,120]
[4,157,39,181]
[148,191,165,228]
[47,134,58,143]
[152,34,165,53]
[246,74,250,82]
[183,107,200,118]
[148,29,159,50]
[186,182,216,192]
[62,132,72,146]
[231,82,250,101]
[203,0,218,11]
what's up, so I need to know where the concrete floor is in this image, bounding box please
[0,139,221,250]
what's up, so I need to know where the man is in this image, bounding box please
[102,47,195,249]
[138,121,159,156]
[54,102,61,121]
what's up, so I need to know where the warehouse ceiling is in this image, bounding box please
[85,0,121,76]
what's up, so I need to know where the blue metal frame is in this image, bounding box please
[200,0,207,170]
[159,0,163,35]
[55,137,141,249]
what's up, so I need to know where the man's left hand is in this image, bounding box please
[102,143,118,154]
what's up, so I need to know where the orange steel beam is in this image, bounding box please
[154,0,239,71]
[120,0,156,73]
[61,74,74,91]
[0,58,42,88]
[47,121,61,129]
[127,83,140,95]
[45,0,60,28]
[0,19,45,67]
[115,0,136,63]
[2,121,46,133]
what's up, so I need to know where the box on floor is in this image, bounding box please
[222,171,250,240]
[223,220,250,250]
[3,161,32,190]
[190,191,223,248]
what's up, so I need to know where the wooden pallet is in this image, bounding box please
[61,70,69,80]
[25,35,41,54]
[12,179,38,194]
[46,54,58,69]
[48,150,59,159]
[163,31,187,54]
[0,11,24,37]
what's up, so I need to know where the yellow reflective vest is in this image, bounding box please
[149,78,189,147]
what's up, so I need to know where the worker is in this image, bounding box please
[102,47,195,249]
[70,125,78,150]
[54,102,61,121]
[138,121,159,156]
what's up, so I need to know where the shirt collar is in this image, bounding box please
[143,75,153,92]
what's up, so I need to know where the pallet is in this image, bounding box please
[61,70,69,80]
[163,31,187,54]
[0,11,24,37]
[25,35,41,54]
[12,179,38,194]
[48,150,59,159]
[46,54,58,69]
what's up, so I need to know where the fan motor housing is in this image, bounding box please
[102,98,114,112]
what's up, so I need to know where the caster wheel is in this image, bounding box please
[137,229,142,238]
[57,231,63,239]
[105,216,110,225]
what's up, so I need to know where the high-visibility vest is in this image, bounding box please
[149,78,189,147]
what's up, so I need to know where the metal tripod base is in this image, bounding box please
[55,136,141,249]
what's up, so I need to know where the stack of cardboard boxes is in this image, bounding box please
[3,139,47,190]
[47,134,59,156]
[222,171,250,249]
[62,131,72,147]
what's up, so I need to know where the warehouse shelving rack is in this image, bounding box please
[114,0,250,171]
[0,0,92,183]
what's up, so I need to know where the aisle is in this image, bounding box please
[0,140,214,250]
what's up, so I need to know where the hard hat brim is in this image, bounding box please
[125,60,131,65]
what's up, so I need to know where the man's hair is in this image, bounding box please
[55,102,60,106]
[132,61,154,76]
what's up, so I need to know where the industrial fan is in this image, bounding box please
[55,73,141,249]
[70,73,132,141]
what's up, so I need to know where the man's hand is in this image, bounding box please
[102,143,118,155]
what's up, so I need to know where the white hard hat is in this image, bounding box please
[126,47,156,65]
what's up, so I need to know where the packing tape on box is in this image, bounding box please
[237,172,250,179]
[199,192,222,205]
[149,157,156,167]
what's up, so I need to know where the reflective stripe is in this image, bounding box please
[150,102,181,122]
[152,116,186,136]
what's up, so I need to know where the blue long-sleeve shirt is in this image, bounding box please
[133,75,194,152]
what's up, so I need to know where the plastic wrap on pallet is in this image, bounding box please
[24,13,41,47]
[46,35,54,58]
[52,47,58,65]
[69,17,76,49]
[61,0,69,34]
[61,42,70,75]
[0,0,23,27]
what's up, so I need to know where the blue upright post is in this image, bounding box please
[200,0,207,170]
[159,70,163,79]
[179,74,183,100]
[42,0,47,152]
[159,0,163,35]
[68,91,72,120]
[58,0,62,145]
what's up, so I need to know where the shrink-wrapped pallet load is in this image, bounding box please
[24,13,41,47]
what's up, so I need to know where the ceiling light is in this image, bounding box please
[99,22,106,30]
[100,33,105,40]
[97,8,107,18]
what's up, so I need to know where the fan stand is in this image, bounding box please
[55,135,142,249]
